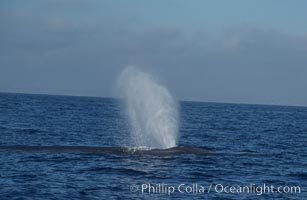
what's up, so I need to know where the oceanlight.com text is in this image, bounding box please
[130,183,301,196]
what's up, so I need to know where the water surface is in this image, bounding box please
[0,93,306,199]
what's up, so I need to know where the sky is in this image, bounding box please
[0,0,307,106]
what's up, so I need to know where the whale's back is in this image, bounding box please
[0,145,212,156]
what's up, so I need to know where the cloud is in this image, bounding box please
[0,1,306,106]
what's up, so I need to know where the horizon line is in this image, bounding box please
[0,90,306,108]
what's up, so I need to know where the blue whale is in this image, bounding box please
[0,145,212,156]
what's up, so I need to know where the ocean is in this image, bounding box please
[0,92,306,199]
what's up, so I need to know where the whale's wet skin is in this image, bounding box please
[0,146,212,156]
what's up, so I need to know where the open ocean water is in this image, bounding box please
[0,92,306,199]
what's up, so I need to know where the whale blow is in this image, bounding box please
[117,66,179,149]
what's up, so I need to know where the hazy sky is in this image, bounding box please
[1,0,307,106]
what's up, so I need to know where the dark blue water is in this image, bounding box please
[0,92,306,199]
